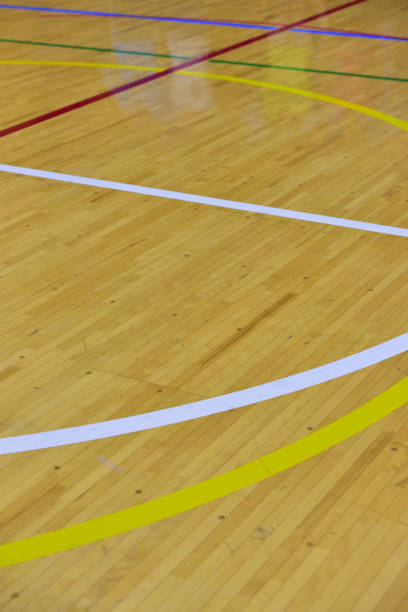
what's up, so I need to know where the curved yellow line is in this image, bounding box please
[1,59,407,131]
[1,376,407,566]
[186,71,408,132]
[1,58,407,566]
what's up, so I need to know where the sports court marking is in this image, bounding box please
[1,162,408,238]
[1,59,407,138]
[0,60,408,136]
[0,0,370,137]
[1,0,406,568]
[1,375,407,566]
[1,50,406,84]
[1,31,407,453]
[0,161,407,455]
[0,332,406,454]
[217,17,408,41]
[0,3,405,42]
[1,55,407,449]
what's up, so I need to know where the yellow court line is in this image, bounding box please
[1,59,408,132]
[0,58,153,72]
[0,58,407,567]
[1,376,407,567]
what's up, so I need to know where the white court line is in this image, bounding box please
[0,163,407,455]
[1,163,408,237]
[0,333,407,454]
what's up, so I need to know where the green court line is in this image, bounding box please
[1,37,407,83]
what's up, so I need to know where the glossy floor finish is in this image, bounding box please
[0,1,407,610]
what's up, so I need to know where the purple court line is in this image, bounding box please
[0,0,370,138]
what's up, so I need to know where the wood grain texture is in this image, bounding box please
[0,0,407,610]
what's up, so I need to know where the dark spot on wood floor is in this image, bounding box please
[201,293,296,367]
[395,476,408,488]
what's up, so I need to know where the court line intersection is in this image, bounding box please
[1,0,407,567]
[0,0,370,137]
[1,51,406,84]
[1,2,406,42]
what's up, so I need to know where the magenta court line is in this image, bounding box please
[0,0,370,138]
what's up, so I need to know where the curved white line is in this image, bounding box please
[1,333,407,454]
[1,164,408,237]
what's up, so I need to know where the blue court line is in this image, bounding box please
[292,27,407,41]
[0,4,407,43]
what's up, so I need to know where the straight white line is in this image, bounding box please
[1,164,408,237]
[0,333,407,454]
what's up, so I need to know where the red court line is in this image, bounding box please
[0,0,369,138]
[208,17,404,38]
[35,13,408,43]
[33,7,401,41]
[37,12,369,36]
